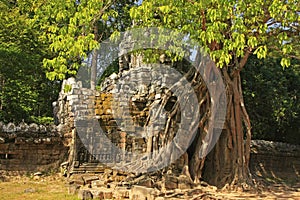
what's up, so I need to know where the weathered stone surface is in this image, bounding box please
[178,175,193,190]
[86,187,114,199]
[130,185,159,200]
[164,176,178,190]
[17,122,29,132]
[6,122,16,133]
[251,140,300,156]
[82,175,99,185]
[14,137,25,144]
[24,188,36,193]
[137,177,153,188]
[78,189,93,200]
[71,176,85,185]
[91,180,106,188]
[39,125,47,133]
[68,184,81,195]
[33,171,43,176]
[250,140,300,182]
[2,70,298,200]
[97,189,113,199]
[114,187,130,199]
[29,123,39,132]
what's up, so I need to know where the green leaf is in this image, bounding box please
[280,58,290,67]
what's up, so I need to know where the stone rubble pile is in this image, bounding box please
[68,171,217,200]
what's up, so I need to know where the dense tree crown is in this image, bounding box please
[33,0,136,80]
[129,0,299,67]
[0,0,60,123]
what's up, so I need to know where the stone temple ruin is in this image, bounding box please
[58,63,192,175]
[0,63,299,199]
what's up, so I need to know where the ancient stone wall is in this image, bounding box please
[0,122,69,173]
[250,140,300,181]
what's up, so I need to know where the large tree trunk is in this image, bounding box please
[132,58,254,188]
[201,68,253,189]
[181,63,252,189]
[147,61,253,188]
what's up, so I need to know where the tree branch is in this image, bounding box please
[231,48,251,77]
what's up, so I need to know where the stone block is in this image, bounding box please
[5,123,16,133]
[78,189,93,200]
[72,177,85,185]
[94,188,113,199]
[67,94,79,101]
[130,185,159,200]
[137,178,153,188]
[68,184,80,195]
[91,180,106,188]
[14,137,25,144]
[165,176,178,190]
[114,187,130,199]
[33,138,42,144]
[82,175,99,185]
[178,175,193,190]
[42,138,52,144]
[16,122,29,132]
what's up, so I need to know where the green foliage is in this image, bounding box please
[129,0,299,67]
[30,116,54,125]
[243,56,300,144]
[33,0,136,81]
[0,0,136,122]
[63,84,72,93]
[0,0,60,123]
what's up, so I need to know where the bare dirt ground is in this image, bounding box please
[0,171,299,200]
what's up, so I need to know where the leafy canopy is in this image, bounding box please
[0,0,60,123]
[129,0,299,68]
[33,0,136,80]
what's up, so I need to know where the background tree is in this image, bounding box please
[0,0,60,123]
[129,0,299,187]
[32,0,136,81]
[242,56,300,144]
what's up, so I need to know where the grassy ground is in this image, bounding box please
[0,175,78,200]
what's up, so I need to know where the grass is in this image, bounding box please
[0,175,79,200]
